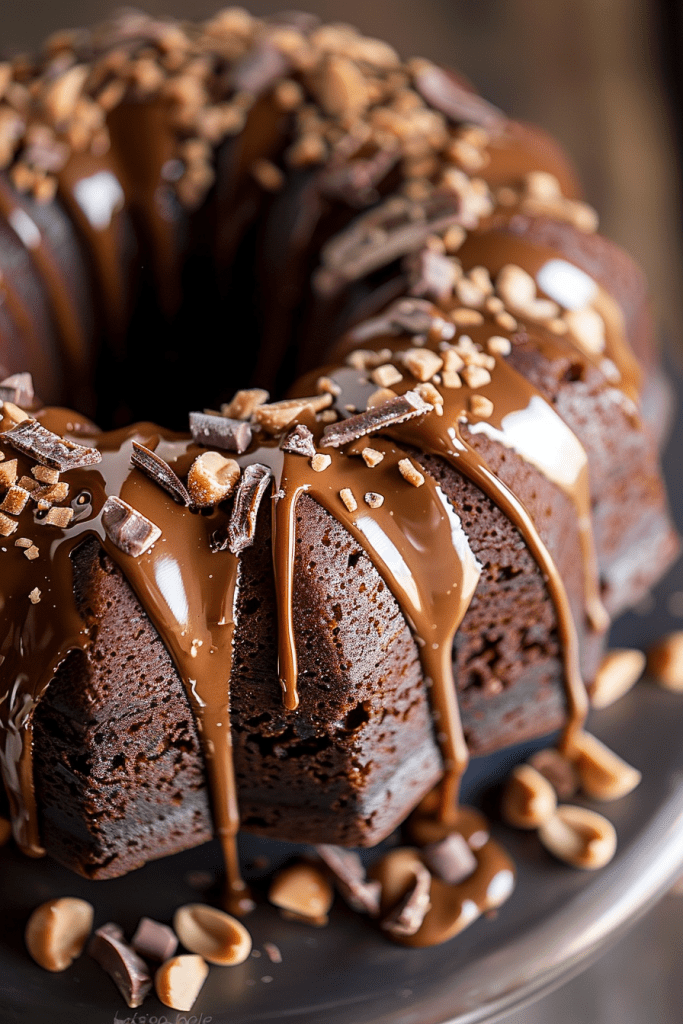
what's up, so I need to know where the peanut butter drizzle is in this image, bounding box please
[0,178,89,378]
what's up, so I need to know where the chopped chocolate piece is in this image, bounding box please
[131,440,191,506]
[321,390,432,448]
[381,862,432,938]
[0,372,34,408]
[319,147,398,207]
[0,420,102,471]
[0,485,29,514]
[280,424,316,458]
[131,917,178,962]
[88,923,152,1009]
[351,299,436,343]
[231,40,289,94]
[101,496,161,557]
[227,464,272,555]
[407,249,459,302]
[316,194,462,295]
[315,845,382,916]
[421,833,477,884]
[189,412,252,454]
[412,61,505,132]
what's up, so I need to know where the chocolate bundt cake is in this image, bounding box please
[0,9,678,934]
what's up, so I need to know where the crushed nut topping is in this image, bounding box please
[398,457,425,487]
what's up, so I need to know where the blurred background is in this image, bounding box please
[4,1,683,1020]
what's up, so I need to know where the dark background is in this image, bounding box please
[3,4,683,1021]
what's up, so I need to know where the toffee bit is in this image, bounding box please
[28,587,41,604]
[364,491,384,508]
[361,447,384,467]
[131,440,191,506]
[403,348,443,382]
[311,453,331,472]
[461,365,492,389]
[0,459,18,490]
[398,458,425,487]
[0,419,102,471]
[32,465,59,484]
[189,411,252,454]
[449,308,484,327]
[24,544,39,560]
[14,537,32,548]
[321,390,432,448]
[1,401,30,425]
[442,370,462,389]
[221,388,269,421]
[187,451,240,508]
[370,364,403,388]
[280,424,316,458]
[316,375,341,397]
[0,484,30,514]
[0,371,34,407]
[32,481,69,506]
[253,395,332,434]
[101,496,161,557]
[227,463,272,555]
[366,387,398,408]
[339,488,358,512]
[487,335,512,356]
[44,506,75,528]
[469,394,494,418]
[0,512,17,536]
[18,475,38,492]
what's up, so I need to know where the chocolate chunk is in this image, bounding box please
[381,862,432,938]
[131,440,191,506]
[131,917,178,962]
[189,412,252,454]
[316,194,462,295]
[231,41,290,94]
[412,62,505,132]
[88,923,152,1009]
[280,424,316,458]
[101,496,161,557]
[321,390,432,448]
[319,148,399,207]
[315,845,381,916]
[0,419,102,471]
[0,372,34,408]
[421,833,477,884]
[227,463,272,555]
